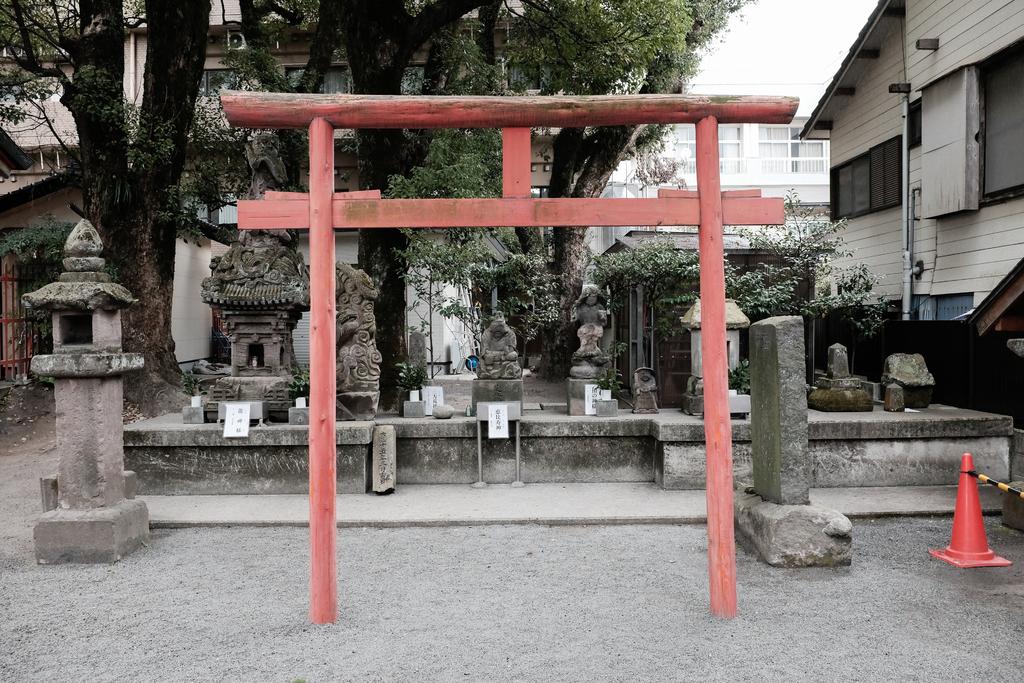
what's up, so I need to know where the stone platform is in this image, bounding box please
[124,405,1013,495]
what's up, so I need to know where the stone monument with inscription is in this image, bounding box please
[735,315,852,567]
[336,262,383,420]
[23,219,149,563]
[471,313,523,413]
[807,343,873,412]
[567,286,611,416]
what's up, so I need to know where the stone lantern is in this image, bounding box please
[680,298,750,415]
[22,219,148,564]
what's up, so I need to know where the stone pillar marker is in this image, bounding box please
[23,219,149,564]
[749,315,810,505]
[371,425,397,494]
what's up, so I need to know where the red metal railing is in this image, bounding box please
[0,254,43,381]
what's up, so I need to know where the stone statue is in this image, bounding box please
[807,342,872,412]
[477,313,522,380]
[632,367,659,414]
[336,262,382,420]
[569,285,611,379]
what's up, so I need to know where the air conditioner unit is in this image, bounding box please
[226,30,247,50]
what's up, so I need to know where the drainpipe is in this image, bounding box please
[900,93,913,320]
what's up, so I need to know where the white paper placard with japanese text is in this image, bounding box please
[487,403,510,439]
[584,384,600,416]
[223,402,251,438]
[422,386,445,416]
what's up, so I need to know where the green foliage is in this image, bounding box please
[395,362,428,393]
[507,0,691,95]
[0,218,74,292]
[289,368,310,400]
[728,359,750,395]
[387,129,502,201]
[181,371,202,396]
[596,368,625,394]
[592,193,885,345]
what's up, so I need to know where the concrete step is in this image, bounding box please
[143,484,1005,528]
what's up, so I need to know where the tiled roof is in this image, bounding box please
[6,100,77,150]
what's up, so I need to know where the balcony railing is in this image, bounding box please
[760,158,827,174]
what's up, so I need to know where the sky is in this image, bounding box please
[689,0,881,116]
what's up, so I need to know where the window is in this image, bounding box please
[673,124,746,174]
[831,136,902,219]
[285,66,351,94]
[759,125,827,173]
[531,186,549,198]
[200,69,237,96]
[908,100,922,148]
[983,44,1024,196]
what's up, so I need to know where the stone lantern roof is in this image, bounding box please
[679,299,750,330]
[22,219,136,312]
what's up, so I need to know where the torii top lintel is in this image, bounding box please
[220,91,799,130]
[224,92,799,231]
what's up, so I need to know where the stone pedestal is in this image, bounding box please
[750,316,811,505]
[566,378,599,416]
[734,492,852,567]
[337,391,380,421]
[288,407,309,425]
[182,406,204,424]
[472,379,523,414]
[594,399,618,417]
[35,499,150,565]
[372,425,397,494]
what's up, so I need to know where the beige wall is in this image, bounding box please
[829,0,1024,304]
[171,239,214,363]
[0,187,80,229]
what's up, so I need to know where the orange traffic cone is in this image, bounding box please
[929,453,1012,568]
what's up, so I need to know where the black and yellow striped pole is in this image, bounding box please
[966,470,1024,501]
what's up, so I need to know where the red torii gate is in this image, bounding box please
[220,91,798,624]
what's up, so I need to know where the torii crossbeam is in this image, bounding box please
[221,91,799,624]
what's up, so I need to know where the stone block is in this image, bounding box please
[472,379,523,414]
[728,393,751,416]
[884,384,905,412]
[566,378,599,416]
[372,425,397,494]
[432,404,456,419]
[402,401,426,418]
[124,470,137,499]
[1002,482,1024,532]
[681,393,703,416]
[337,391,379,421]
[807,388,873,412]
[594,399,618,417]
[34,499,149,564]
[749,316,810,505]
[881,353,935,408]
[40,476,58,512]
[288,407,309,425]
[182,406,205,424]
[734,492,852,567]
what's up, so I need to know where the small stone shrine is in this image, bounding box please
[567,286,611,416]
[680,298,749,415]
[807,343,873,412]
[472,313,523,413]
[336,262,383,420]
[632,367,659,414]
[880,352,935,409]
[23,219,149,563]
[200,135,310,423]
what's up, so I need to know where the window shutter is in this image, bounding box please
[870,137,901,210]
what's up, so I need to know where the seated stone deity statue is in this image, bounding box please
[477,314,522,380]
[569,285,611,379]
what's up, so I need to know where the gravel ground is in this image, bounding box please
[2,518,1023,682]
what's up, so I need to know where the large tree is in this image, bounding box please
[504,0,750,378]
[0,1,212,413]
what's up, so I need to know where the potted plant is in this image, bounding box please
[396,362,428,417]
[728,359,751,418]
[593,369,623,417]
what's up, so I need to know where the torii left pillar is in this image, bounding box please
[307,117,337,624]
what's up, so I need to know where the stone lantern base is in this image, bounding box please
[34,499,149,565]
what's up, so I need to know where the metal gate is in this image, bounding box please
[0,254,43,381]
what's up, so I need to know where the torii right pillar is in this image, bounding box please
[695,116,737,617]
